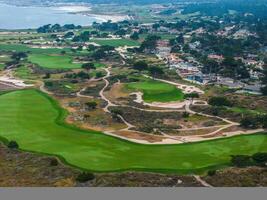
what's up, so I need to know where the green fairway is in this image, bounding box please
[90,39,140,47]
[28,54,82,69]
[126,80,184,103]
[0,44,70,54]
[0,90,266,174]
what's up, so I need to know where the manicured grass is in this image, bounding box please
[0,44,70,54]
[0,90,267,174]
[126,80,184,103]
[28,54,82,69]
[90,39,140,47]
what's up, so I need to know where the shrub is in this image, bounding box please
[231,155,252,167]
[207,170,216,176]
[182,112,189,118]
[50,158,59,166]
[208,96,232,107]
[7,141,19,149]
[240,116,259,129]
[252,152,267,164]
[85,101,97,110]
[76,172,95,183]
[184,93,199,99]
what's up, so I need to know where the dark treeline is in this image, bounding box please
[182,0,267,19]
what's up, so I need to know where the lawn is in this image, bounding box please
[90,39,140,47]
[0,90,267,174]
[28,54,82,69]
[126,80,184,103]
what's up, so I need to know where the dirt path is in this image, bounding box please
[194,175,213,187]
[31,67,263,145]
[94,67,264,145]
[100,67,117,113]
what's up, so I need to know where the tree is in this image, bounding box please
[231,155,252,167]
[85,101,97,110]
[240,116,259,129]
[140,35,161,52]
[82,63,96,71]
[152,23,160,30]
[208,96,232,107]
[95,71,104,78]
[133,61,148,71]
[184,93,199,100]
[148,66,164,78]
[11,52,27,61]
[7,141,19,149]
[130,32,139,40]
[76,172,95,183]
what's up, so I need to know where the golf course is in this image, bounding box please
[126,80,184,102]
[28,54,82,69]
[0,89,267,174]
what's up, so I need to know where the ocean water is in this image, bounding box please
[0,4,99,29]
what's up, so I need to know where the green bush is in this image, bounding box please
[207,170,216,176]
[231,155,252,167]
[76,172,95,183]
[252,152,267,164]
[7,141,19,149]
[208,96,232,107]
[50,158,59,166]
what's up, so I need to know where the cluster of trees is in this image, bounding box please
[140,35,161,53]
[231,152,267,168]
[72,31,90,42]
[82,63,96,71]
[85,101,98,110]
[64,71,90,79]
[208,96,233,107]
[4,52,28,68]
[182,0,267,19]
[92,20,119,31]
[90,45,115,60]
[37,24,81,33]
[132,60,164,77]
[240,114,267,129]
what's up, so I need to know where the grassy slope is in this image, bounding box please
[28,54,82,69]
[126,80,184,103]
[0,90,267,174]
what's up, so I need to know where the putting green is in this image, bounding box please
[0,89,267,173]
[28,54,82,69]
[126,80,184,103]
